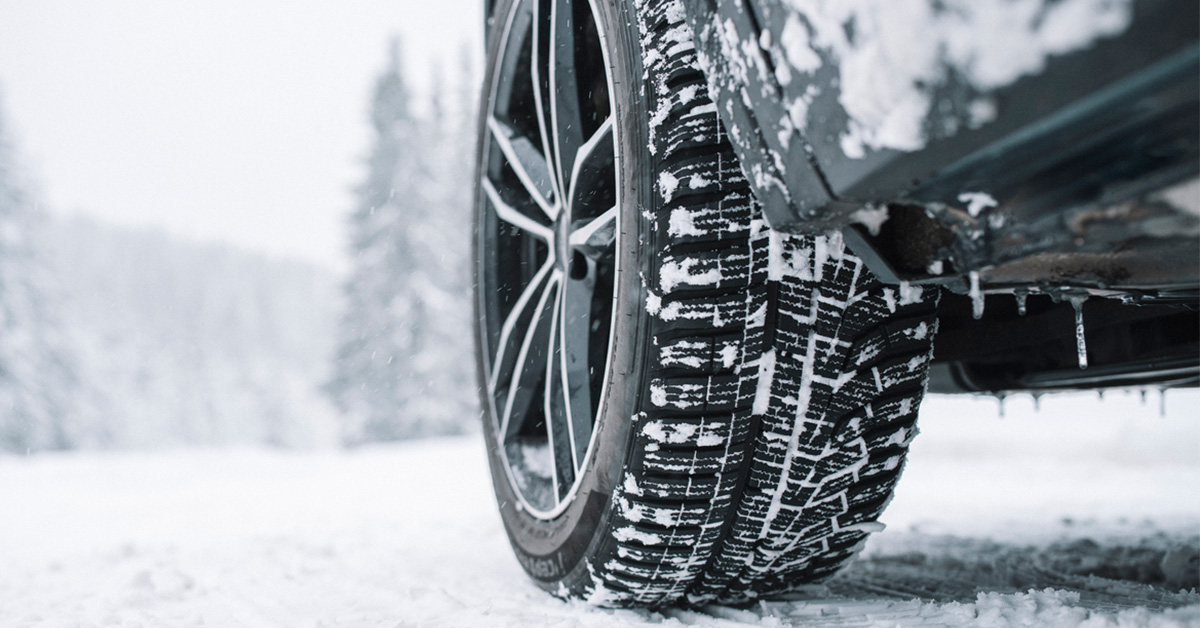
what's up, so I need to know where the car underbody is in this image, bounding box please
[682,0,1199,394]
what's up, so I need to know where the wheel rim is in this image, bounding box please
[478,0,619,518]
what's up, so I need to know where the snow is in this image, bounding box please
[614,526,666,546]
[667,208,705,238]
[767,230,817,282]
[776,0,1134,157]
[645,290,663,316]
[897,281,923,305]
[840,521,887,535]
[659,257,724,292]
[1157,178,1200,216]
[960,191,999,218]
[1,391,1198,626]
[903,321,930,341]
[882,287,901,313]
[659,171,679,203]
[779,15,822,75]
[717,344,739,370]
[658,341,708,370]
[850,204,889,236]
[752,349,778,415]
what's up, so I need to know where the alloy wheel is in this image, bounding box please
[477,0,619,517]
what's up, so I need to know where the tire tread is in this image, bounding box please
[579,0,939,606]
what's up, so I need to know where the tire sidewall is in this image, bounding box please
[475,0,658,595]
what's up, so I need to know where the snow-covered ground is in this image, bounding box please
[2,391,1198,627]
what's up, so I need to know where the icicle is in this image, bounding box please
[1097,390,1105,401]
[1031,392,1041,412]
[1015,291,1028,316]
[969,271,984,319]
[1160,388,1168,417]
[996,392,1007,418]
[1140,389,1148,406]
[1069,295,1088,369]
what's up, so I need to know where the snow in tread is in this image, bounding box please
[582,0,939,607]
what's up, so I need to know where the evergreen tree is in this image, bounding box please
[329,38,483,444]
[0,90,79,452]
[402,57,477,434]
[329,39,432,443]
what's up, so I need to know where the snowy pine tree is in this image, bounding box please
[333,39,477,444]
[400,60,477,433]
[409,47,479,436]
[0,91,79,452]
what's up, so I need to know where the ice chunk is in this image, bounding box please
[1070,295,1088,369]
[969,271,984,319]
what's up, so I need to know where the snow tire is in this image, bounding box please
[475,0,939,607]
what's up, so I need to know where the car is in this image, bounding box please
[470,0,1199,606]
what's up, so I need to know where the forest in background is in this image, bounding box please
[0,39,478,453]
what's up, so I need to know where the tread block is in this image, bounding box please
[638,444,747,476]
[638,412,748,448]
[657,154,746,204]
[618,495,716,527]
[630,473,732,501]
[613,521,712,549]
[656,245,753,294]
[648,375,740,412]
[660,108,726,159]
[657,193,756,246]
[648,291,747,330]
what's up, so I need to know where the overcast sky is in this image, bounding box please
[0,0,483,270]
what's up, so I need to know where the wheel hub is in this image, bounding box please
[554,213,571,272]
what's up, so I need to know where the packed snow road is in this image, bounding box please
[2,393,1198,627]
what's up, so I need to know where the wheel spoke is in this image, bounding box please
[489,0,533,127]
[543,295,573,497]
[556,259,596,473]
[482,177,553,242]
[499,270,561,442]
[568,205,617,258]
[566,117,614,208]
[549,0,585,194]
[491,260,554,397]
[530,0,563,213]
[487,116,557,218]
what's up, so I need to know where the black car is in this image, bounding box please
[471,0,1199,605]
